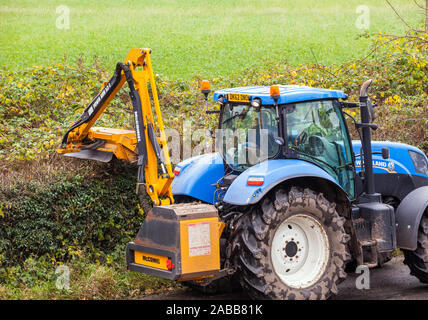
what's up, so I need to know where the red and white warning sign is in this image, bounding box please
[188,221,211,257]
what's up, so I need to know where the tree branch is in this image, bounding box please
[413,0,425,10]
[385,0,418,32]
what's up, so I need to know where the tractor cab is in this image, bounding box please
[212,85,355,198]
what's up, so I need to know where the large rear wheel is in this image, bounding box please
[235,187,350,300]
[403,212,428,283]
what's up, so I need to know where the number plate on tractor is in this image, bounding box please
[228,93,249,103]
[134,251,169,270]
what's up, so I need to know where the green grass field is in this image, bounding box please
[0,0,423,79]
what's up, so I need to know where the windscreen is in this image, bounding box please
[219,104,279,171]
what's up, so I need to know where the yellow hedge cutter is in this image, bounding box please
[58,49,223,284]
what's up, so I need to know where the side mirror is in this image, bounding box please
[382,147,390,159]
[274,137,285,146]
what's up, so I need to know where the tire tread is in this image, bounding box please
[235,186,350,300]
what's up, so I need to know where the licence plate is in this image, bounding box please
[134,251,169,270]
[228,93,249,103]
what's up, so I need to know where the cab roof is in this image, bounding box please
[213,85,347,105]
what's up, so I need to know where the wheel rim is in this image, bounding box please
[271,214,330,289]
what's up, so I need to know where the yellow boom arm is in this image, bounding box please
[57,48,174,206]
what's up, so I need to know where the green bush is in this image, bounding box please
[0,161,141,266]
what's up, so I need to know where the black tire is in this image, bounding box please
[403,213,428,283]
[234,187,350,300]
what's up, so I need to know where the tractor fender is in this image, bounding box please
[171,153,224,204]
[223,159,349,206]
[395,186,428,250]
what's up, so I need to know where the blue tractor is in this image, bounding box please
[169,80,428,299]
[126,79,428,300]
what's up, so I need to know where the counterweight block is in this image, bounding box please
[126,203,221,281]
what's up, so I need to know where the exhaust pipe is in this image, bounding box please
[359,79,376,196]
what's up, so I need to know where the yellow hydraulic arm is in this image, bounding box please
[58,48,174,206]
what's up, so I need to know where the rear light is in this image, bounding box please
[166,258,174,270]
[173,166,181,176]
[247,176,264,186]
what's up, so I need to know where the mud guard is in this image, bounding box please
[171,153,224,204]
[223,159,349,206]
[396,186,428,250]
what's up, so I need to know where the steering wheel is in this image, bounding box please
[308,135,325,156]
[298,131,308,145]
